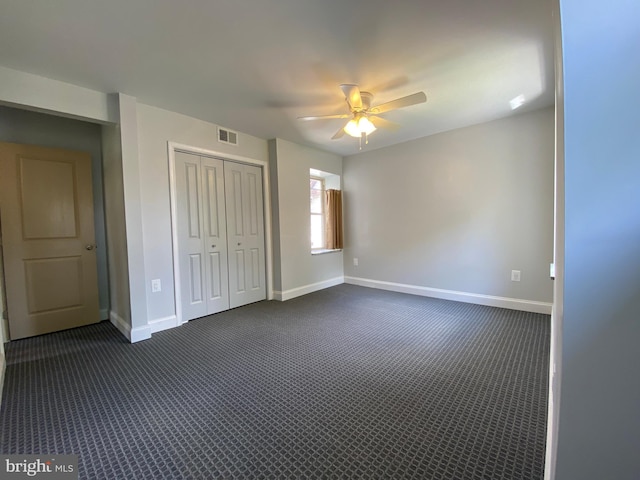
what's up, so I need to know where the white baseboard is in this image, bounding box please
[149,315,178,334]
[109,310,129,340]
[344,276,553,314]
[274,276,344,301]
[109,310,152,343]
[130,324,152,343]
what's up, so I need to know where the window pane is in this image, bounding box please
[310,178,322,190]
[310,187,323,214]
[311,214,324,249]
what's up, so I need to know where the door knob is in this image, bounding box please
[237,242,242,246]
[85,244,95,250]
[211,245,216,248]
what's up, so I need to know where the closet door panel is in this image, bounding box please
[207,252,223,298]
[175,152,207,321]
[242,165,266,300]
[188,254,204,302]
[234,250,246,293]
[250,248,261,289]
[201,157,229,313]
[225,162,266,308]
[247,169,260,235]
[176,154,266,320]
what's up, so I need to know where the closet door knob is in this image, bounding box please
[211,245,216,249]
[237,242,242,246]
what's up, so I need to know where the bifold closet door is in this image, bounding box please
[224,162,266,308]
[175,152,229,321]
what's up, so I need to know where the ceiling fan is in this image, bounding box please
[298,84,427,148]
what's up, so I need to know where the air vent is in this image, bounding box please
[217,127,238,146]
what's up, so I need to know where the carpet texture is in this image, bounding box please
[0,284,549,479]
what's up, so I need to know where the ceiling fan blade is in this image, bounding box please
[370,91,427,114]
[297,114,351,121]
[340,84,362,110]
[369,116,400,131]
[331,122,348,140]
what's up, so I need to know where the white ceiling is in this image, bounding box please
[0,0,555,156]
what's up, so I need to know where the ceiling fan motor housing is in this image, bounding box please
[356,92,373,112]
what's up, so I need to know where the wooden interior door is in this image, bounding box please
[0,142,100,340]
[224,162,266,308]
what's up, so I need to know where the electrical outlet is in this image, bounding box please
[151,279,161,292]
[511,270,521,282]
[353,257,359,266]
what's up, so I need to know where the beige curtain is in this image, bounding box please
[325,189,343,249]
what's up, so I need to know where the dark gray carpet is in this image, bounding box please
[0,284,549,479]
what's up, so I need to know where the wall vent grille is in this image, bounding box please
[218,127,238,146]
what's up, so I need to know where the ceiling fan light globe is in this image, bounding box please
[344,116,377,138]
[344,119,362,137]
[358,116,376,135]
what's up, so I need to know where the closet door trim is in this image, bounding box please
[168,142,273,325]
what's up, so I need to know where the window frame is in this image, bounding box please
[310,175,326,251]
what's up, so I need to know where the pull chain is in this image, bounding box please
[358,132,370,150]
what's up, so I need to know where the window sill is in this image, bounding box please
[311,249,342,255]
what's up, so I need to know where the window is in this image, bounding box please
[310,169,343,254]
[310,176,325,250]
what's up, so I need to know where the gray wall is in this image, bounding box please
[101,121,131,329]
[343,107,555,304]
[0,106,110,324]
[555,1,640,478]
[269,138,343,297]
[268,140,283,292]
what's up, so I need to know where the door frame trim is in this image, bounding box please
[167,141,273,326]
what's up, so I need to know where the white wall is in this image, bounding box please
[136,103,269,328]
[554,1,640,478]
[343,108,555,312]
[269,138,344,299]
